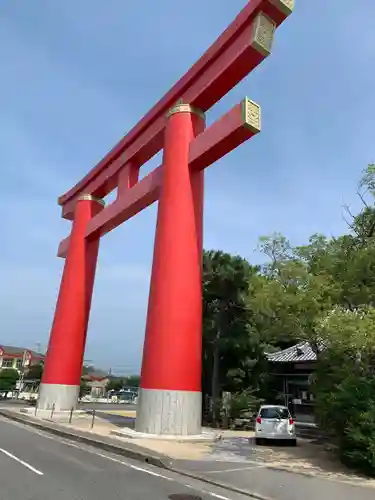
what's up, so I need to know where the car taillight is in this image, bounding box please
[289,418,294,425]
[256,417,262,424]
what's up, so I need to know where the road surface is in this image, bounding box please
[80,402,136,411]
[0,416,245,500]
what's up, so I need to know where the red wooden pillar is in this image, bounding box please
[38,195,104,411]
[137,104,205,435]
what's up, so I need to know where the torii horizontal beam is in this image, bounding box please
[57,97,261,257]
[58,0,292,220]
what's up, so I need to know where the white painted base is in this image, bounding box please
[135,388,202,435]
[38,383,79,411]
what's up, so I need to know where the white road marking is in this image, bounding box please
[87,449,174,481]
[0,420,174,478]
[1,418,175,480]
[0,418,236,498]
[182,482,232,500]
[75,451,233,499]
[209,494,231,500]
[0,447,43,475]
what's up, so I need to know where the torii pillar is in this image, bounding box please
[136,104,205,435]
[38,195,104,410]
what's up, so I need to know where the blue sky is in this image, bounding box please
[1,0,374,373]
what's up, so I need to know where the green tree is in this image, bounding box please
[79,378,90,398]
[124,375,140,387]
[249,233,335,351]
[0,369,19,393]
[312,306,375,475]
[107,378,124,392]
[24,363,43,381]
[296,230,375,312]
[202,250,260,422]
[326,164,375,308]
[82,365,95,376]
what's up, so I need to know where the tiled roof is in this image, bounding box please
[0,345,44,358]
[266,342,318,363]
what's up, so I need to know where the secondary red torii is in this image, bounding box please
[39,0,294,437]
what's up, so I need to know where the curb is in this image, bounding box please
[0,409,271,500]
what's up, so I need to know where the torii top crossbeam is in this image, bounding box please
[57,0,293,257]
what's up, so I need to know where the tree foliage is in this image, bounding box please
[24,363,43,381]
[312,307,375,475]
[107,375,140,392]
[248,233,335,351]
[202,250,265,421]
[202,164,375,474]
[125,375,140,387]
[107,378,124,392]
[0,369,19,392]
[80,378,90,398]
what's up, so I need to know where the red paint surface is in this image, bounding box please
[117,163,139,197]
[59,0,289,217]
[41,198,103,386]
[140,110,205,392]
[47,1,294,398]
[57,100,260,258]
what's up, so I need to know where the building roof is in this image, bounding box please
[0,345,44,358]
[266,342,318,363]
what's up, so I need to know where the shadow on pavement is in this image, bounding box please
[86,410,136,429]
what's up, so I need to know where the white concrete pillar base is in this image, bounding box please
[135,388,201,435]
[38,383,79,411]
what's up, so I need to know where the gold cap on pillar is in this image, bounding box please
[241,98,261,134]
[166,102,205,122]
[269,0,294,17]
[250,12,276,57]
[77,194,105,206]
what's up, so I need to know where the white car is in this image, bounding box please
[255,405,296,446]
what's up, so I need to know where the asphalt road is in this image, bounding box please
[0,416,246,500]
[79,402,136,411]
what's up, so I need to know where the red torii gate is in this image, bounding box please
[39,0,294,436]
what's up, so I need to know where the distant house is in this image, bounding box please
[266,342,318,364]
[266,342,318,423]
[0,345,44,374]
[82,370,110,398]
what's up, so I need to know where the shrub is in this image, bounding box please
[339,379,375,476]
[0,368,19,392]
[313,307,375,476]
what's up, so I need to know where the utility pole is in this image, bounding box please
[16,350,28,398]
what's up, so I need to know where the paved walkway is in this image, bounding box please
[1,405,375,500]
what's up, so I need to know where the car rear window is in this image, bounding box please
[260,407,290,419]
